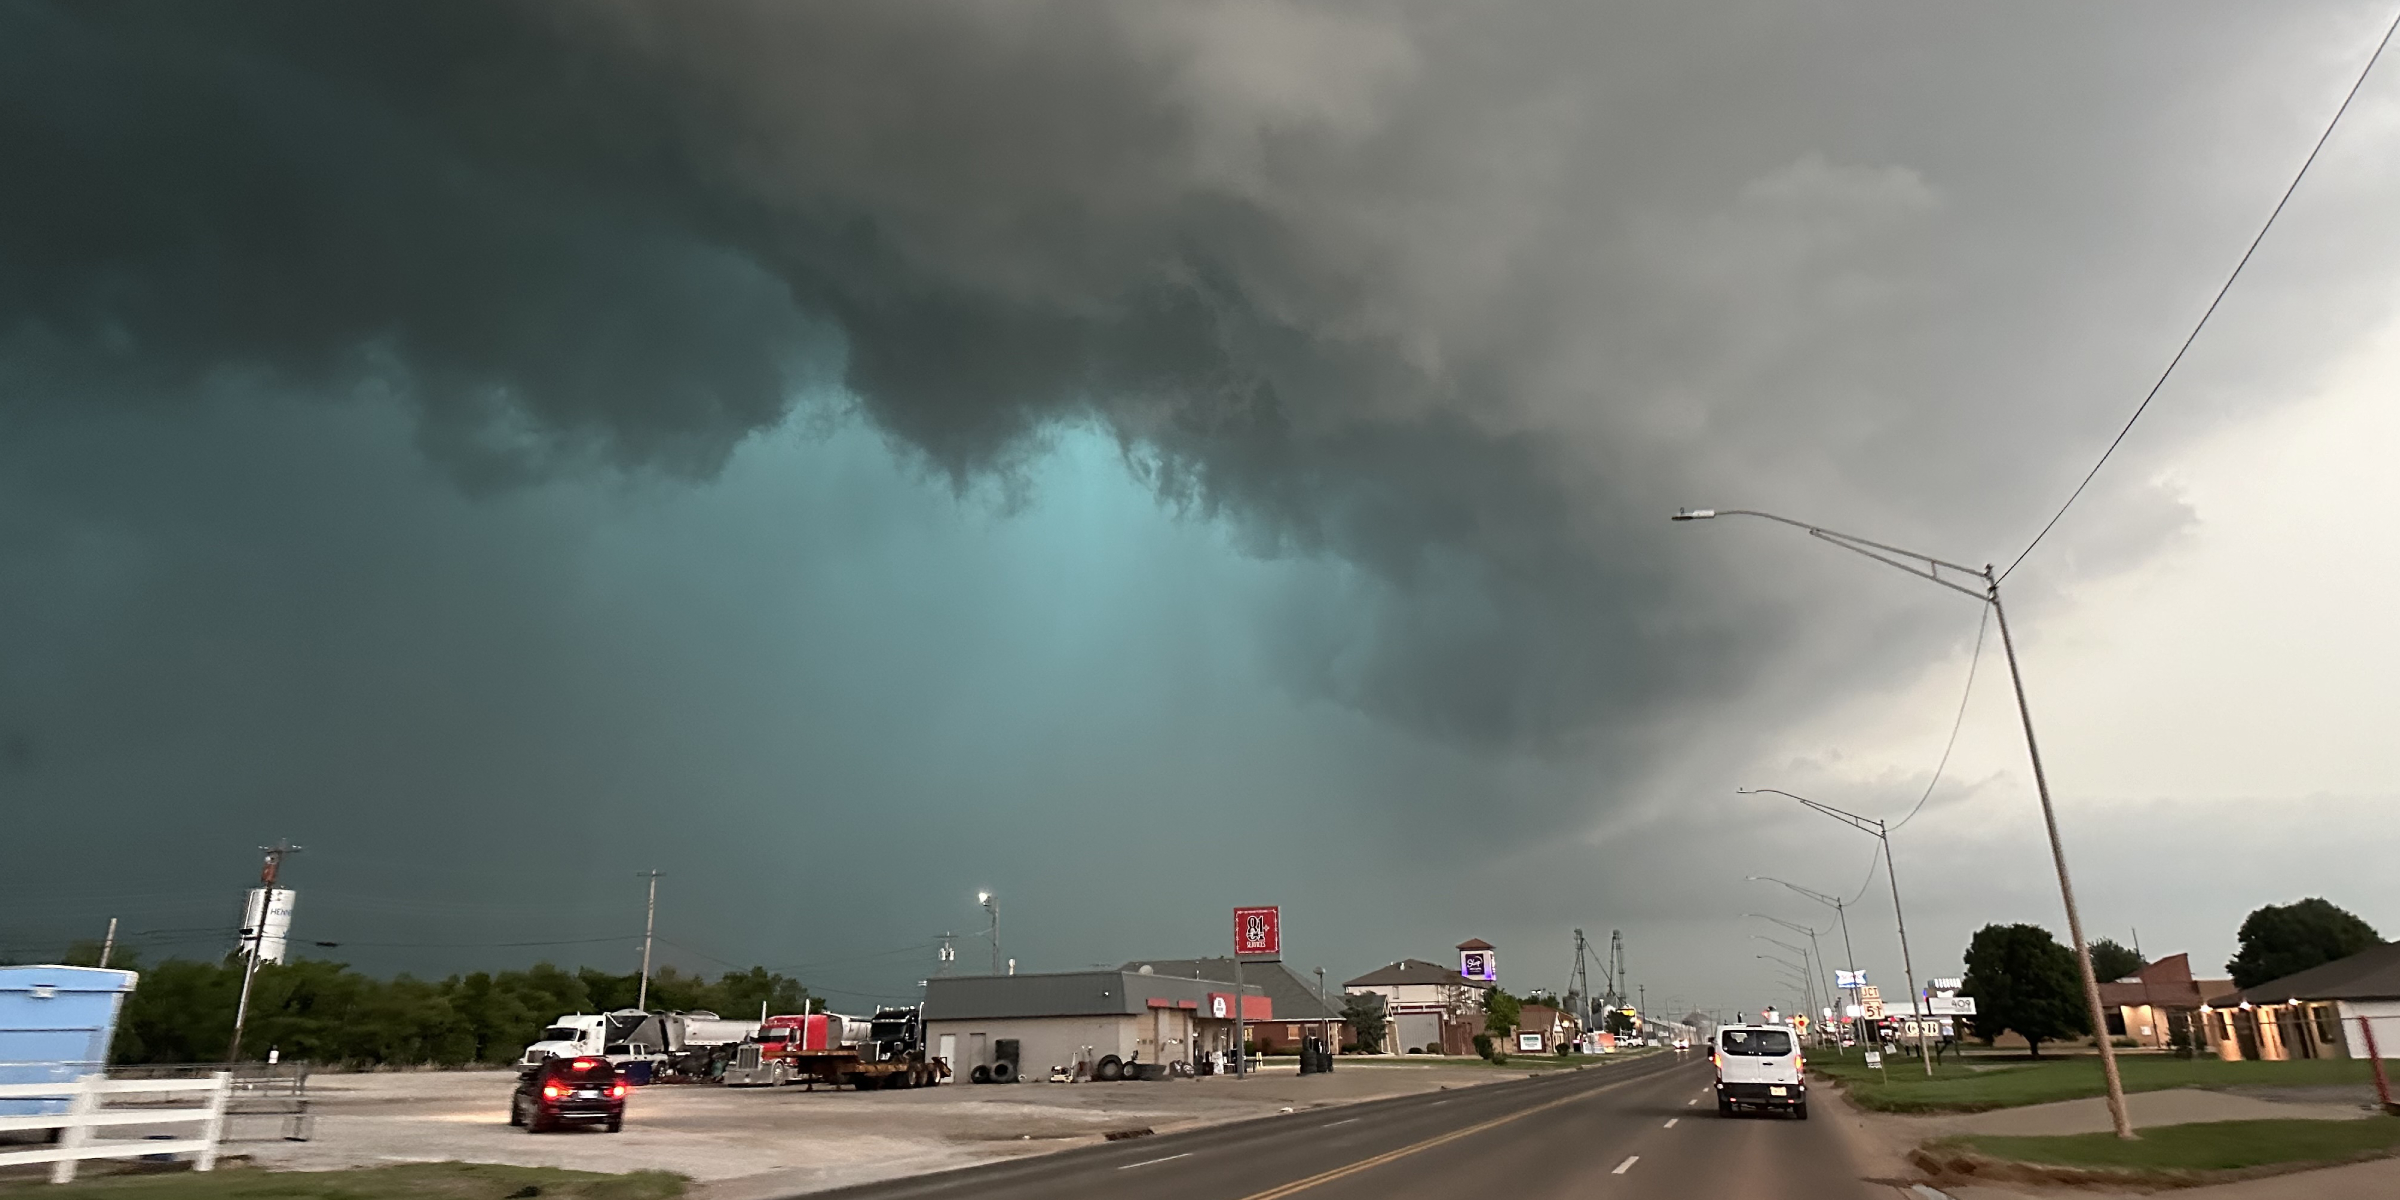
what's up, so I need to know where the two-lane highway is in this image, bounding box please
[810,1055,1900,1200]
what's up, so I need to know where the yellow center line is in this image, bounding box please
[1232,1062,1682,1200]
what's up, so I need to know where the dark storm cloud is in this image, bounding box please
[3,0,2389,753]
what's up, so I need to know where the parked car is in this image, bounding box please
[511,1055,626,1133]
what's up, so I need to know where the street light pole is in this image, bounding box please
[1757,955,1811,1019]
[1745,788,1931,1076]
[1754,938,1817,1034]
[1680,507,2134,1139]
[1750,913,1835,1044]
[1752,876,1860,1041]
[977,892,999,976]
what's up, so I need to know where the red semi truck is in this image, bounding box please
[721,1006,947,1089]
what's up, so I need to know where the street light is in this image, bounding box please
[1749,913,1837,1043]
[1753,933,1822,1043]
[1745,786,1932,1076]
[1756,955,1811,1018]
[977,891,999,976]
[1752,877,1862,1047]
[1683,507,2133,1139]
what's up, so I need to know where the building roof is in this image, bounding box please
[1342,958,1493,991]
[2094,953,2237,1010]
[2231,940,2400,1005]
[1120,958,1342,1019]
[1456,938,1495,951]
[923,970,1262,1022]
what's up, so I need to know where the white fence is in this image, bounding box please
[0,1073,232,1183]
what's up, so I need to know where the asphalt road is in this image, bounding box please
[808,1054,1901,1200]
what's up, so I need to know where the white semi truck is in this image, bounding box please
[519,1010,757,1081]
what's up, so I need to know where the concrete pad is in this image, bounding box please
[209,1060,1519,1196]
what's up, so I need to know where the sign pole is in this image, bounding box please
[1233,952,1246,1078]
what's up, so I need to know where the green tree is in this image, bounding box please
[1482,987,1522,1037]
[2227,898,2382,989]
[1341,991,1386,1054]
[1603,1008,1637,1038]
[2087,938,2143,983]
[1522,991,1563,1010]
[1960,924,2088,1058]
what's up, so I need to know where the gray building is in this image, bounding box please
[1121,958,1348,1051]
[923,969,1267,1079]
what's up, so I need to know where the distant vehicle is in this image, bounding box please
[511,1055,626,1133]
[1672,1037,1690,1053]
[518,1010,755,1080]
[721,1005,947,1090]
[1713,1024,1806,1119]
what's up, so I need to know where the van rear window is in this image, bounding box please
[1720,1028,1793,1056]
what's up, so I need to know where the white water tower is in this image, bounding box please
[237,886,297,963]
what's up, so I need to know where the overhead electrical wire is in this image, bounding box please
[1891,606,1990,833]
[2004,6,2400,582]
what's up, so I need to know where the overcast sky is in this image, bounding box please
[5,1,2398,1020]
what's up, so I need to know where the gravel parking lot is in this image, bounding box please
[225,1059,1522,1197]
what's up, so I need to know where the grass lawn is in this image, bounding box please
[1810,1051,2378,1113]
[1947,1116,2400,1174]
[0,1162,684,1200]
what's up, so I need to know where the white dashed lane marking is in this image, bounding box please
[1118,1153,1191,1170]
[1663,1118,1677,1128]
[1321,1118,1359,1128]
[1612,1156,1640,1175]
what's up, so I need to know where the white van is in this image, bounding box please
[1712,1024,1806,1119]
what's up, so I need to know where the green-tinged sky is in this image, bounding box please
[4,1,2399,1017]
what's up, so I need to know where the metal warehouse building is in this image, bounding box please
[924,969,1268,1080]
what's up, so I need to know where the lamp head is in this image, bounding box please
[1671,508,1717,521]
[977,891,992,905]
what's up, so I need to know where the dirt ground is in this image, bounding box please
[208,1058,1521,1198]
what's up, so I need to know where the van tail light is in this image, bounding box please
[610,1083,628,1099]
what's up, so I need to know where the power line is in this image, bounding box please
[2004,6,2400,582]
[1891,606,1990,832]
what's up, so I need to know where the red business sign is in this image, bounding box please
[1233,906,1281,957]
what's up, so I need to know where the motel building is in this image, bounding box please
[1344,940,1499,1056]
[2095,953,2234,1051]
[2200,940,2400,1062]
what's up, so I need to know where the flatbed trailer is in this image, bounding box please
[722,1006,950,1090]
[724,1047,946,1089]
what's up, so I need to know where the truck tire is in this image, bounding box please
[1795,1102,1809,1121]
[1094,1056,1122,1082]
[971,1065,991,1084]
[989,1060,1017,1084]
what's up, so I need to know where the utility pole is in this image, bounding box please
[978,892,999,975]
[98,917,117,970]
[227,841,301,1064]
[1316,967,1329,1059]
[637,869,661,1011]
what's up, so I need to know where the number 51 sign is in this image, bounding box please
[1234,906,1281,957]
